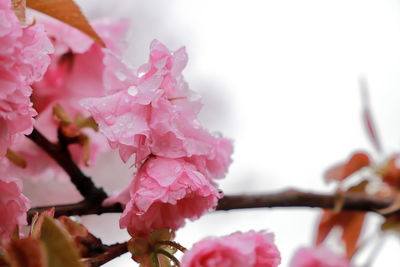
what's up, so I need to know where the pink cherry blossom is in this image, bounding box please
[0,0,53,158]
[290,246,350,267]
[0,162,30,241]
[118,157,221,235]
[82,40,233,179]
[7,17,128,181]
[181,231,281,267]
[32,16,129,114]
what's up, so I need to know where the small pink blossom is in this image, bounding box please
[0,162,30,241]
[8,17,128,181]
[181,231,281,267]
[32,16,129,114]
[188,137,234,179]
[290,247,350,267]
[0,0,53,157]
[83,40,233,179]
[118,157,221,235]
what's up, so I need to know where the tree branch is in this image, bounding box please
[26,128,107,202]
[28,189,394,222]
[27,201,123,223]
[84,242,128,267]
[216,190,392,211]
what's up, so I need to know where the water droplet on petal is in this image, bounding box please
[128,86,138,96]
[138,70,146,78]
[116,71,127,82]
[138,64,150,78]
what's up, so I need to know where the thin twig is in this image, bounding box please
[27,201,122,223]
[156,249,180,267]
[156,241,187,252]
[216,190,392,211]
[26,128,107,201]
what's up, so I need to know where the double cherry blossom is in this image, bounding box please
[83,39,233,234]
[181,231,281,267]
[0,0,52,159]
[0,0,51,240]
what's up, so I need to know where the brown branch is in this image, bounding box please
[28,189,394,222]
[27,201,122,223]
[26,128,107,202]
[84,242,128,267]
[26,190,394,266]
[216,190,392,211]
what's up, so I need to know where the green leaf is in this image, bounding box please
[40,216,85,267]
[26,0,105,46]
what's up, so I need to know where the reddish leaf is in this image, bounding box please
[26,0,105,46]
[381,214,400,232]
[58,216,88,238]
[359,77,382,153]
[4,237,47,267]
[316,210,366,259]
[324,152,371,181]
[381,154,400,188]
[0,256,7,265]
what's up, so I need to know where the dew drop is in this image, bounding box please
[128,86,138,96]
[115,71,127,82]
[138,70,146,78]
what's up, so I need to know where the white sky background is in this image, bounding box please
[64,0,400,266]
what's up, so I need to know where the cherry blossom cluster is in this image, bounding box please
[0,0,52,159]
[0,1,355,266]
[7,17,128,181]
[0,0,51,240]
[0,0,125,239]
[181,231,281,267]
[180,232,348,267]
[83,39,233,235]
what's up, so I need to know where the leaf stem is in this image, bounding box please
[155,241,187,253]
[155,249,180,267]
